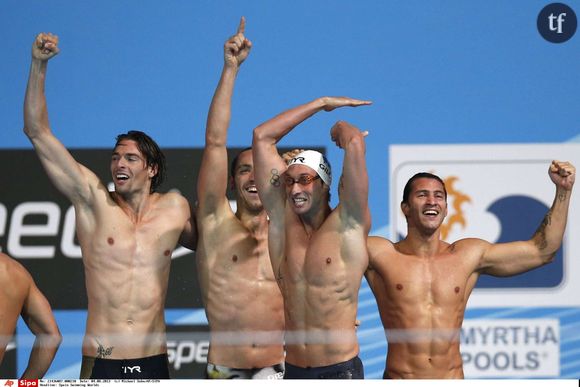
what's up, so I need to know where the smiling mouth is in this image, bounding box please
[245,185,258,194]
[292,197,307,205]
[116,173,129,181]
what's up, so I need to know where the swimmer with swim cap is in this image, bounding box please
[253,97,371,379]
[287,150,332,186]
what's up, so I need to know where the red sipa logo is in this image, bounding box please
[18,381,38,387]
[4,381,15,387]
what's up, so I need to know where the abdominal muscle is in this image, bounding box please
[81,253,170,359]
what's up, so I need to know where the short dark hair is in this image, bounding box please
[115,130,166,192]
[402,172,447,204]
[230,147,253,178]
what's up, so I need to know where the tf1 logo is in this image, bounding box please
[537,2,577,43]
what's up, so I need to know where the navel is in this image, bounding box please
[164,249,171,257]
[232,255,238,262]
[455,286,460,293]
[326,257,332,264]
[396,284,403,291]
[107,237,114,245]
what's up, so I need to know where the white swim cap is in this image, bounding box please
[287,150,332,186]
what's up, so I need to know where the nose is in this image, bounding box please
[115,159,125,168]
[426,194,436,205]
[289,181,302,194]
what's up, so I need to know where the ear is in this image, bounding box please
[401,201,409,217]
[148,164,158,179]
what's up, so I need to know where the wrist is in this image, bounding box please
[30,57,48,73]
[222,63,239,78]
[556,186,572,194]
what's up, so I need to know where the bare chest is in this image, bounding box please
[81,207,183,270]
[199,219,273,279]
[379,256,474,307]
[283,229,348,288]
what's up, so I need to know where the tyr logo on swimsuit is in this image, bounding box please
[122,366,141,374]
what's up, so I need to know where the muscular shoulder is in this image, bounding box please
[367,236,396,268]
[368,235,395,253]
[156,191,190,210]
[0,254,32,296]
[451,238,490,254]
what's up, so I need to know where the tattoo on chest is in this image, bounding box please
[270,169,281,187]
[96,340,114,358]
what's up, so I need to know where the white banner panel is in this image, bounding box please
[461,318,560,377]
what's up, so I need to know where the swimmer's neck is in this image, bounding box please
[397,227,447,258]
[236,209,268,234]
[299,203,332,235]
[111,190,156,223]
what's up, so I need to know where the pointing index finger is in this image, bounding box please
[237,16,246,35]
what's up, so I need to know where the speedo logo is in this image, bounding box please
[0,201,81,259]
[0,201,192,259]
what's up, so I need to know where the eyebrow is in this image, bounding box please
[416,189,445,195]
[111,151,141,158]
[286,172,316,178]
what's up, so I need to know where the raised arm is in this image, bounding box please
[252,97,370,274]
[197,17,252,219]
[20,278,62,378]
[479,161,575,276]
[331,120,371,231]
[23,33,97,205]
[252,97,371,216]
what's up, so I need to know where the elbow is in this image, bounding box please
[51,330,63,351]
[50,325,63,346]
[542,250,558,265]
[53,332,63,349]
[532,237,561,265]
[252,125,266,144]
[23,125,33,139]
[40,328,62,350]
[252,125,274,149]
[23,123,46,141]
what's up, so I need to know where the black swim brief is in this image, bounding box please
[284,356,364,379]
[80,353,170,379]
